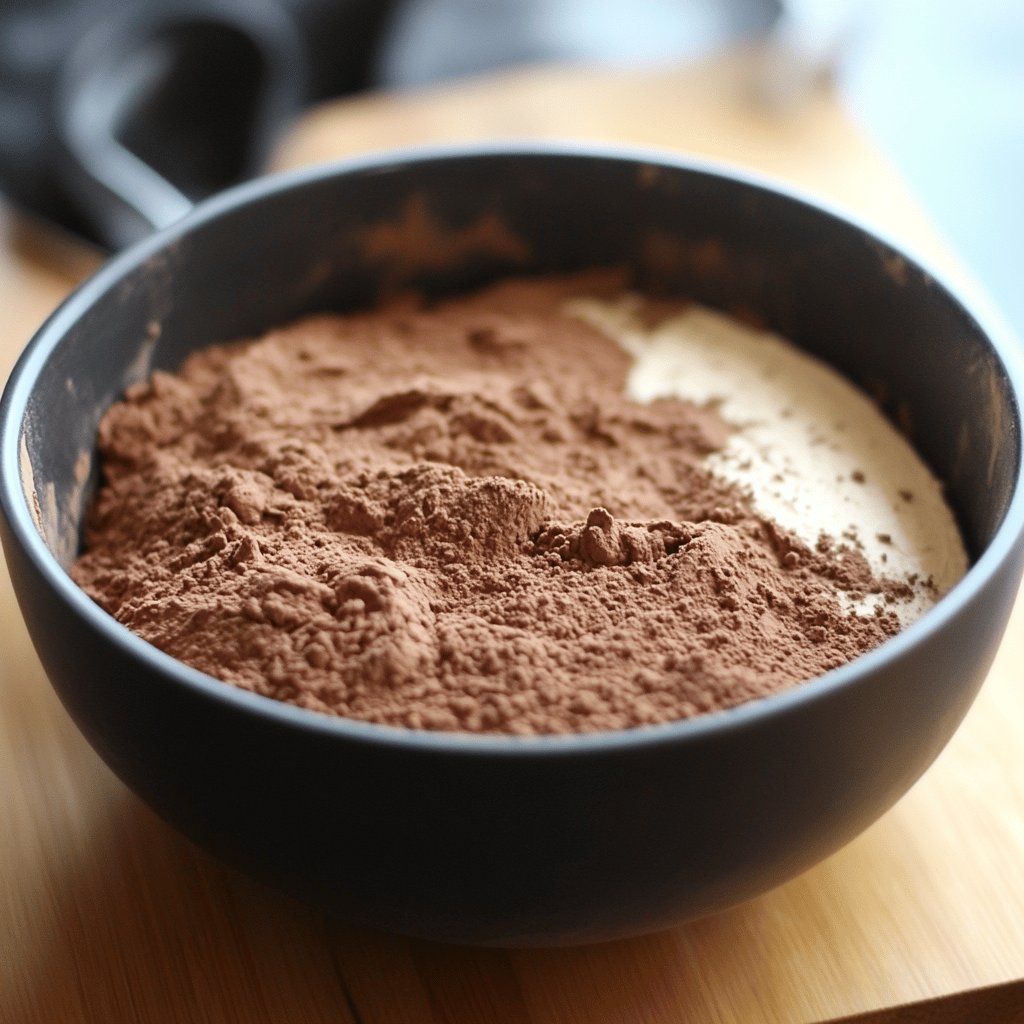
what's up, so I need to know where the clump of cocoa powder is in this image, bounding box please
[72,271,902,734]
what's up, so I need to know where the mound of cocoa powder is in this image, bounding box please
[72,271,904,734]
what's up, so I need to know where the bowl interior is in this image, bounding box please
[11,149,1022,582]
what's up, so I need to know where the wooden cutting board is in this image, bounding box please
[2,49,1023,1024]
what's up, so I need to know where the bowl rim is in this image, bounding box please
[3,139,1024,756]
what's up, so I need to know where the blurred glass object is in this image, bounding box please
[840,0,1024,337]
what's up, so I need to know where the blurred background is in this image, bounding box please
[1,0,1021,331]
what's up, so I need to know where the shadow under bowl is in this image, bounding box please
[2,145,1023,945]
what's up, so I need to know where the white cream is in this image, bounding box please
[567,295,968,625]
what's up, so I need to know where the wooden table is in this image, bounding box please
[3,51,1024,1024]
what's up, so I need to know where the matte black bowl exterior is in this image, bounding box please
[2,147,1023,946]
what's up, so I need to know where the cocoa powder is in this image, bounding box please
[72,271,903,734]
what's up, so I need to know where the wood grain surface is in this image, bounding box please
[3,50,1024,1024]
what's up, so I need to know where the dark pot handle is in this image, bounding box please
[56,0,306,249]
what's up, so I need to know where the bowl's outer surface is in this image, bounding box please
[3,147,1023,945]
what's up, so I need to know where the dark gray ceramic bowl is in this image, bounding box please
[2,145,1023,946]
